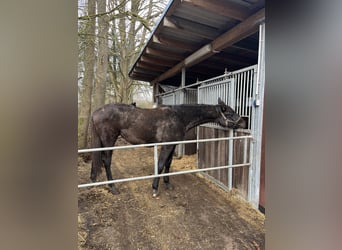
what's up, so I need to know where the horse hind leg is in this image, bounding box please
[90,160,99,182]
[103,150,120,194]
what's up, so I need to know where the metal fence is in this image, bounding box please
[197,65,257,131]
[196,65,257,203]
[155,64,262,208]
[159,88,197,105]
[157,65,257,132]
[158,88,198,156]
[198,77,235,129]
[78,135,252,188]
[78,23,265,209]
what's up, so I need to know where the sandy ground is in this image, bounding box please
[78,140,265,249]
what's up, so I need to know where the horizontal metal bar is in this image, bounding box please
[156,74,229,98]
[155,82,202,97]
[198,78,233,89]
[227,64,257,76]
[199,124,251,133]
[78,163,251,188]
[78,135,252,153]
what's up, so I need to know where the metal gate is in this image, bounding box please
[198,65,256,131]
[156,64,263,208]
[160,88,197,105]
[197,65,262,206]
[160,88,198,156]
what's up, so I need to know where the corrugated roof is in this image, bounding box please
[129,0,265,86]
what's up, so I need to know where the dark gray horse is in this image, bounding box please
[90,98,246,196]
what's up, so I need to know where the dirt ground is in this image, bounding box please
[78,139,265,249]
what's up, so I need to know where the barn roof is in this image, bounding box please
[129,0,265,87]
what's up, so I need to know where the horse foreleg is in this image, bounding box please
[163,145,176,190]
[103,150,120,194]
[152,145,174,197]
[151,161,164,197]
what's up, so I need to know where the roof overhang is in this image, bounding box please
[129,0,265,87]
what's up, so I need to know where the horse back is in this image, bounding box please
[92,103,186,144]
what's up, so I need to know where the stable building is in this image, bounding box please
[129,0,265,211]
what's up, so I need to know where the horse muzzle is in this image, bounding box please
[237,117,247,129]
[228,116,247,129]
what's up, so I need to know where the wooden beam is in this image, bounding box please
[129,73,154,82]
[134,66,164,74]
[151,44,213,84]
[165,0,181,17]
[163,16,220,40]
[141,55,177,67]
[184,44,213,66]
[163,16,178,29]
[153,35,197,52]
[146,47,184,61]
[133,67,161,76]
[182,0,250,21]
[212,8,265,51]
[137,61,169,71]
[151,8,265,84]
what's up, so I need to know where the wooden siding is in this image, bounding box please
[198,126,251,198]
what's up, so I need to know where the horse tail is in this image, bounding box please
[90,116,103,181]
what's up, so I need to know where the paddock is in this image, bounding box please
[78,112,264,248]
[129,0,266,211]
[78,0,266,248]
[78,139,265,249]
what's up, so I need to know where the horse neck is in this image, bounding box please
[175,105,219,131]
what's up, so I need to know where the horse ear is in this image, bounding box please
[218,97,226,111]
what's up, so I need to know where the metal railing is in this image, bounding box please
[78,135,252,189]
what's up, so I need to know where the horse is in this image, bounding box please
[90,98,246,197]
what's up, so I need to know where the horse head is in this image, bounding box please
[216,98,247,129]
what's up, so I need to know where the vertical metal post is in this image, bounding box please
[241,71,246,116]
[228,130,234,190]
[181,67,186,87]
[236,73,241,114]
[248,22,265,208]
[227,79,236,190]
[154,145,159,175]
[154,83,159,104]
[243,137,248,165]
[246,70,251,123]
[248,68,258,202]
[177,67,186,157]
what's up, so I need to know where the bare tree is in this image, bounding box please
[108,0,165,103]
[77,0,167,147]
[93,0,109,110]
[78,0,96,149]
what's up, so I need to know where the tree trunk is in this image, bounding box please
[117,0,138,104]
[79,0,96,149]
[93,0,109,110]
[107,0,165,104]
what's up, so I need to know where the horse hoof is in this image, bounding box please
[165,183,174,190]
[109,188,120,195]
[152,189,159,198]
